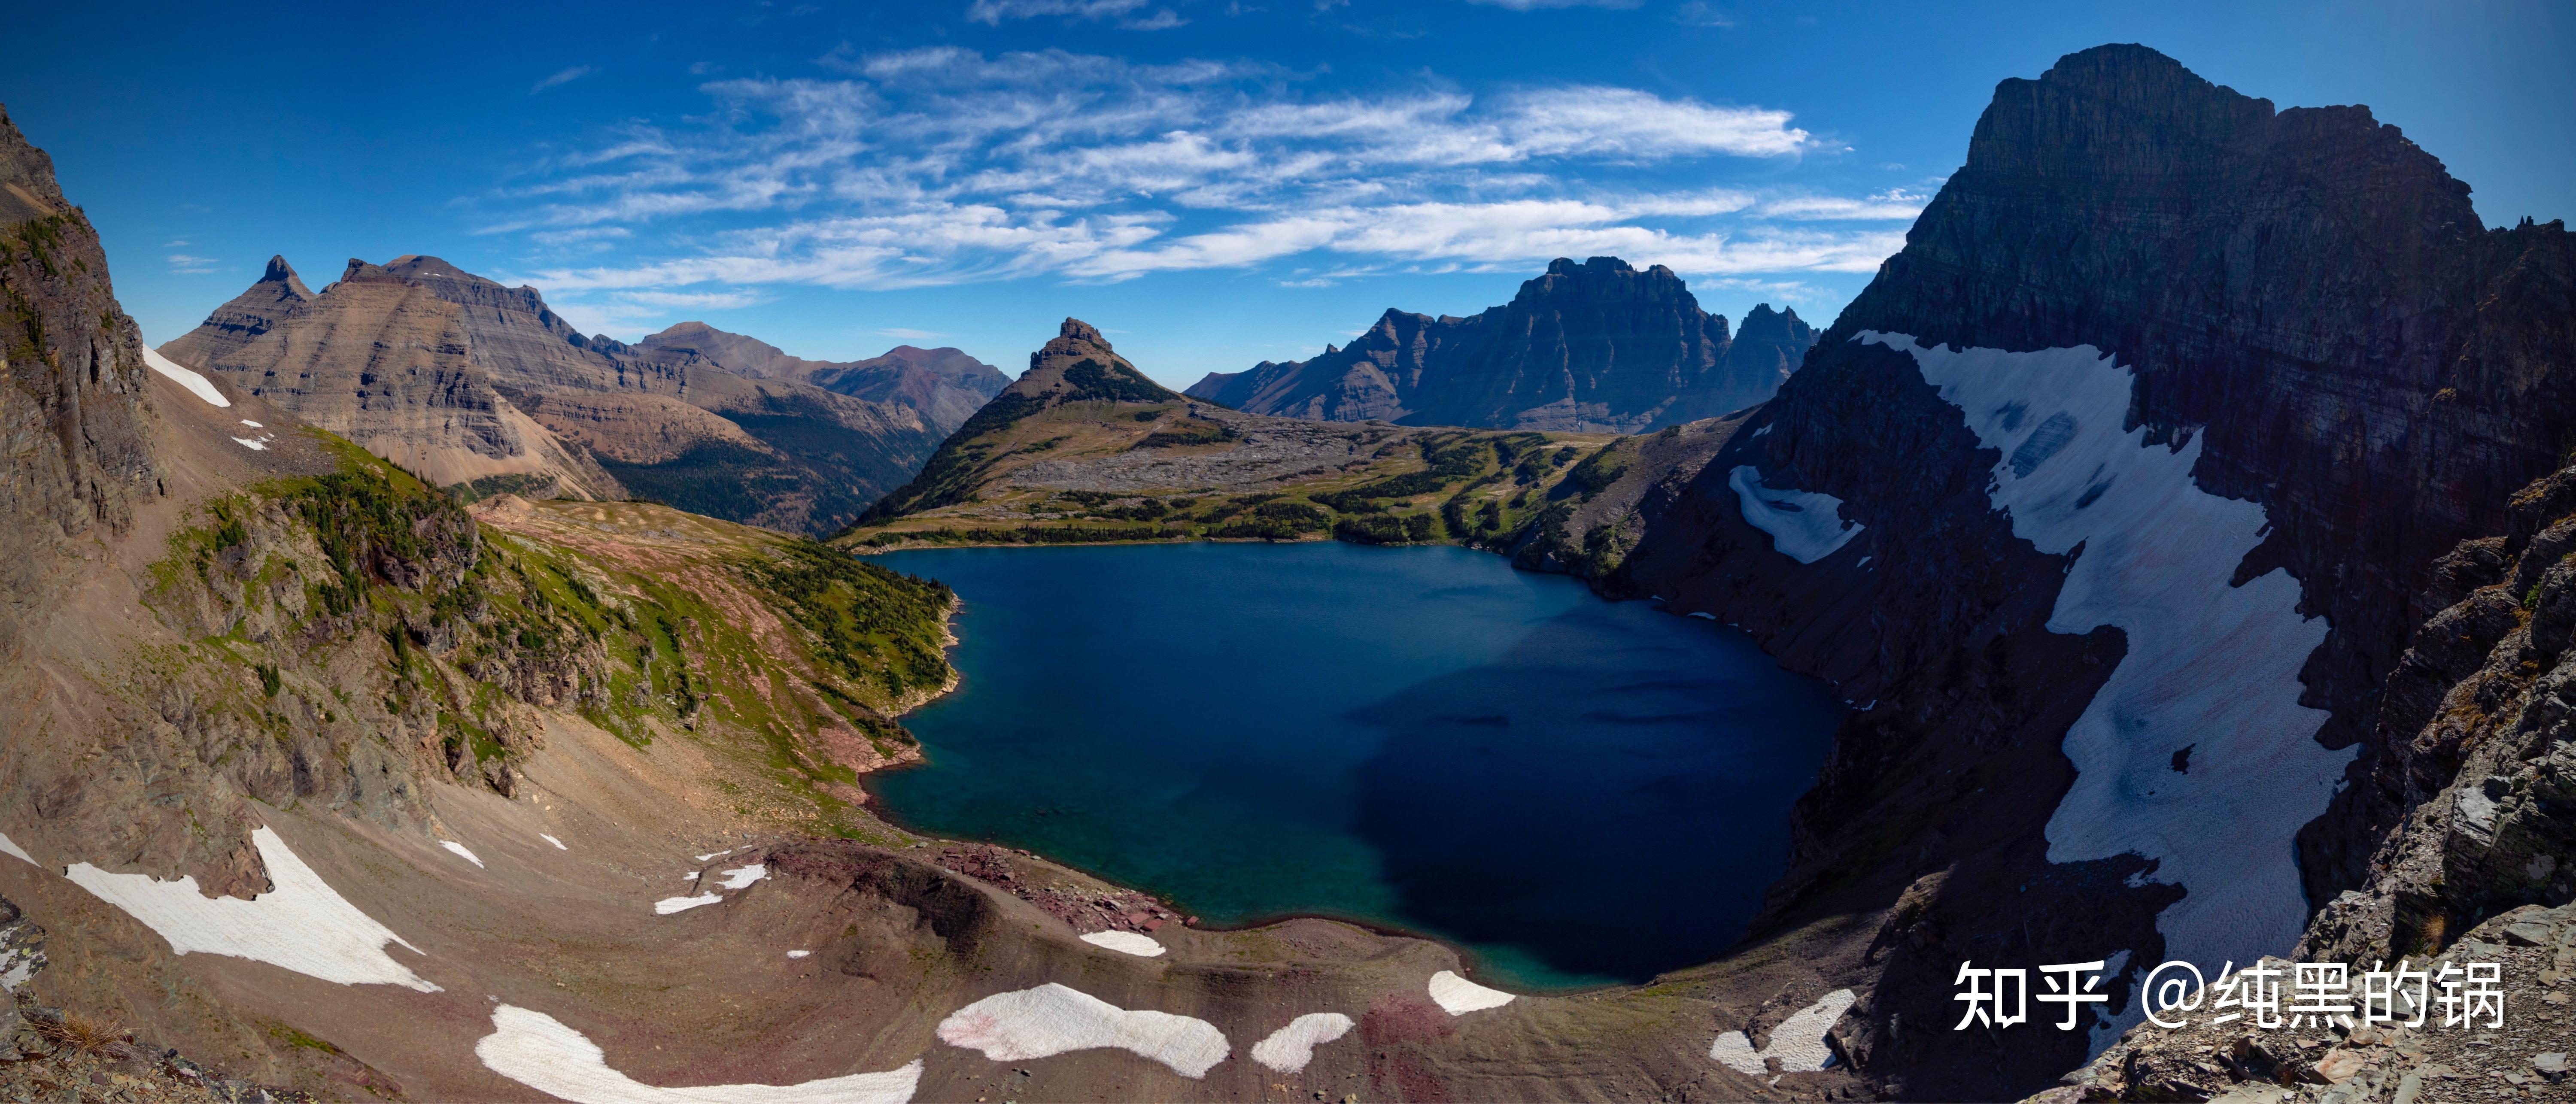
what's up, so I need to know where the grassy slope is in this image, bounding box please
[141,431,957,834]
[837,393,1654,553]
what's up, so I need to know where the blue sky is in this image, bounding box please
[12,0,2571,387]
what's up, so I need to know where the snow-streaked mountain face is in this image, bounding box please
[1865,333,2351,980]
[1521,42,2576,1101]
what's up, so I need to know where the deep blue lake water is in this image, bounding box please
[868,542,1843,991]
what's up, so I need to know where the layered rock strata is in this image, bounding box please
[632,321,1008,435]
[165,257,957,535]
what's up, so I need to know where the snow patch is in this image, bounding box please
[1728,465,1862,563]
[231,437,267,451]
[441,841,483,867]
[63,826,437,991]
[143,347,230,408]
[1710,989,1854,1074]
[1687,611,1717,621]
[477,1004,922,1104]
[1249,1013,1353,1074]
[0,833,32,866]
[694,848,739,861]
[654,894,722,915]
[1079,930,1166,957]
[1861,332,2353,974]
[1427,970,1514,1016]
[238,419,262,428]
[714,864,766,890]
[936,982,1228,1078]
[541,834,567,851]
[787,950,811,959]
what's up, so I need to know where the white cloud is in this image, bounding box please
[486,45,1906,319]
[531,65,598,94]
[1755,188,1928,220]
[1673,1,1735,26]
[167,253,221,274]
[966,0,1151,22]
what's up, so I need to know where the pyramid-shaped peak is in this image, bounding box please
[1058,317,1107,345]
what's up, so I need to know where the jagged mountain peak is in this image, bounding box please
[257,255,312,295]
[1185,254,1789,432]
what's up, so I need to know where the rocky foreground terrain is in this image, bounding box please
[1188,256,1814,433]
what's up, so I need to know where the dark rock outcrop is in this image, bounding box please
[1187,256,1809,433]
[1529,44,2573,1101]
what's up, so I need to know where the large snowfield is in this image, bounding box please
[62,826,440,992]
[477,1004,923,1104]
[1860,332,2355,980]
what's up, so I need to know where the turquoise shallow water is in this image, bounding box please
[868,541,1843,991]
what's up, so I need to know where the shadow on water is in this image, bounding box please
[866,542,1843,992]
[1347,607,1844,986]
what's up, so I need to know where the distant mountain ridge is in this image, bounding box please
[1187,256,1813,433]
[631,321,1008,435]
[162,258,978,536]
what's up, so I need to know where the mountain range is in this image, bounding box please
[1186,256,1812,432]
[158,258,1004,536]
[3,39,2574,1104]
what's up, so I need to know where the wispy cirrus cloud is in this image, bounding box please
[531,65,597,94]
[480,44,1909,320]
[1464,0,1640,9]
[965,0,1180,26]
[167,253,221,274]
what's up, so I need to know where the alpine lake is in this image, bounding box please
[868,541,1844,991]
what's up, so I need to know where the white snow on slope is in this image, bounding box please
[239,419,262,428]
[654,894,722,915]
[936,983,1229,1078]
[1861,332,2354,973]
[1427,970,1515,1015]
[477,1004,921,1104]
[1079,930,1166,957]
[0,833,32,865]
[1249,1013,1353,1074]
[441,841,483,867]
[787,949,811,959]
[1710,989,1855,1074]
[714,864,766,890]
[1728,466,1863,563]
[231,437,267,451]
[143,347,230,408]
[64,826,437,991]
[541,834,567,850]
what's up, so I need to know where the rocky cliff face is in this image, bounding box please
[1526,45,2573,1100]
[0,103,160,661]
[631,322,1008,435]
[1186,257,1810,433]
[167,258,955,535]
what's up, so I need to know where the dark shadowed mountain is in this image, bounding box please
[1522,43,2576,1100]
[1186,257,1812,433]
